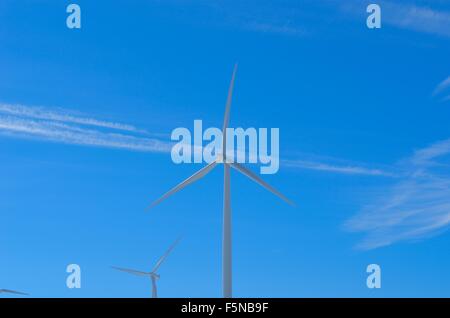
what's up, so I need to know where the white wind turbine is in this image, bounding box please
[112,237,181,298]
[0,289,28,296]
[150,64,294,298]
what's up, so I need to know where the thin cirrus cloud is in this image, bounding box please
[432,76,450,101]
[283,158,395,177]
[151,0,309,37]
[384,2,450,38]
[209,0,450,38]
[150,1,450,38]
[0,103,144,133]
[0,103,393,177]
[346,138,450,250]
[2,103,448,249]
[243,21,307,37]
[0,103,171,153]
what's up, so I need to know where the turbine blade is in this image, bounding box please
[229,162,295,206]
[149,161,218,209]
[222,64,238,155]
[152,237,182,273]
[111,266,149,277]
[0,289,29,296]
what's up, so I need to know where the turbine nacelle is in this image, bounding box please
[215,153,233,164]
[150,272,160,280]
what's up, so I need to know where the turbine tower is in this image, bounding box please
[112,237,181,298]
[0,289,28,296]
[151,64,293,298]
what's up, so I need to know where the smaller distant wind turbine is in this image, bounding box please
[112,238,181,298]
[0,289,29,296]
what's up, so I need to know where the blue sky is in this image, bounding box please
[1,0,450,297]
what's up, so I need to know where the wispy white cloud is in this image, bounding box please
[283,158,394,177]
[383,2,450,37]
[346,138,450,250]
[151,1,450,38]
[433,76,450,96]
[0,103,144,133]
[239,1,450,38]
[411,138,450,165]
[150,0,309,37]
[432,76,450,102]
[243,21,307,37]
[0,104,171,153]
[0,103,395,179]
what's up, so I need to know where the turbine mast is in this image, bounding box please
[222,63,237,298]
[223,163,232,298]
[151,276,158,298]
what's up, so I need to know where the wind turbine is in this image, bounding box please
[112,237,180,298]
[0,289,28,296]
[150,64,294,298]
